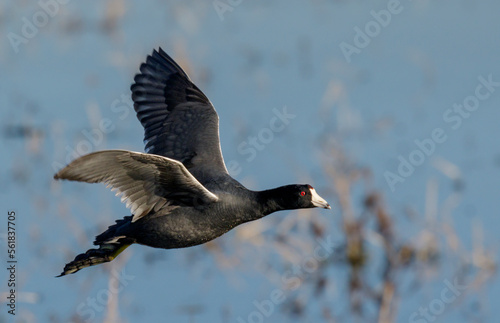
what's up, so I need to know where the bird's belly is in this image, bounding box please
[131,209,237,249]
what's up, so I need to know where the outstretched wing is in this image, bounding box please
[54,150,219,222]
[131,48,228,177]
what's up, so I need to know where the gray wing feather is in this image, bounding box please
[54,150,219,222]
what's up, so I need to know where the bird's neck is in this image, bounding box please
[254,187,291,216]
[230,187,291,225]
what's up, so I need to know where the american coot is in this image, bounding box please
[56,48,330,277]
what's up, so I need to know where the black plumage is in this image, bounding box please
[55,48,330,277]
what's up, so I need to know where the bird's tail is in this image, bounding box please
[57,216,134,277]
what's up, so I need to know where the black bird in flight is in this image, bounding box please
[55,48,330,277]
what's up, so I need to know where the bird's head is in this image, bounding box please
[279,184,331,210]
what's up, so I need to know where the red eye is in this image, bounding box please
[300,191,306,196]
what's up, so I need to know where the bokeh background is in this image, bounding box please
[1,1,499,322]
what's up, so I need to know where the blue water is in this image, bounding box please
[1,1,499,322]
